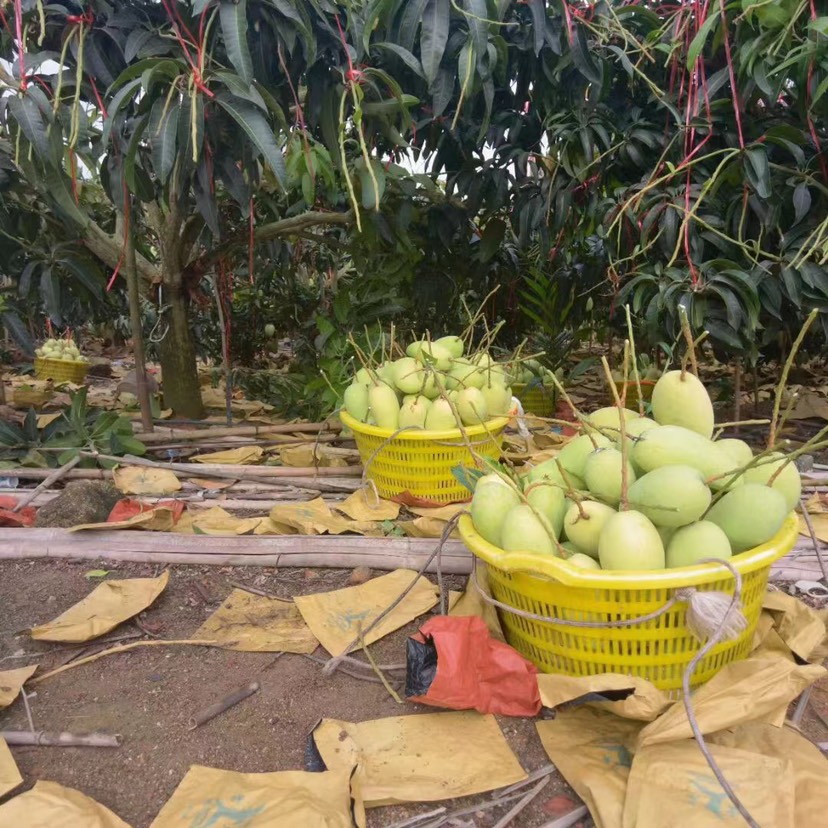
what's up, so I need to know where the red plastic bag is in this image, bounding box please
[107,498,185,524]
[406,615,541,717]
[0,495,36,526]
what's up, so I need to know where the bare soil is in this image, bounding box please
[0,559,577,828]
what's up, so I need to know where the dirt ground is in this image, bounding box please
[0,559,583,828]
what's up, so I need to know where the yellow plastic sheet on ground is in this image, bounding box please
[70,506,178,533]
[294,569,438,656]
[534,596,828,828]
[112,466,181,496]
[0,781,130,827]
[183,506,263,536]
[0,665,37,708]
[30,572,169,642]
[335,490,401,522]
[193,589,318,653]
[191,446,265,465]
[623,741,796,828]
[398,504,463,539]
[800,492,828,542]
[762,589,826,662]
[279,444,351,468]
[150,765,354,828]
[313,712,526,812]
[0,738,21,798]
[270,498,378,535]
[537,673,672,722]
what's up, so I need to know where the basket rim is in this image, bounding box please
[340,410,510,442]
[458,512,798,588]
[34,356,88,367]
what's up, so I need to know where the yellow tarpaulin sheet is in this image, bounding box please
[112,466,181,495]
[269,498,378,535]
[335,490,401,522]
[30,572,169,642]
[0,781,129,827]
[294,569,438,656]
[191,446,264,464]
[0,665,37,709]
[149,766,354,828]
[313,712,526,810]
[193,589,319,653]
[0,738,22,798]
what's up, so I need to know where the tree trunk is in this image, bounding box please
[157,285,205,419]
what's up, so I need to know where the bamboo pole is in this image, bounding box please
[1,731,121,748]
[133,421,339,443]
[12,455,80,512]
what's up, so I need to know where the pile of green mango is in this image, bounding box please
[470,370,799,572]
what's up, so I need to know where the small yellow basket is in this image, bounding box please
[340,410,510,505]
[459,514,798,694]
[34,357,89,384]
[513,382,556,418]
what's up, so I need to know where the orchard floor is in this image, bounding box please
[0,559,582,828]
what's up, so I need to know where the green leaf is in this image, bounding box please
[421,0,450,85]
[358,158,386,209]
[59,256,103,300]
[220,0,254,87]
[40,268,61,324]
[571,24,602,86]
[686,10,720,70]
[7,95,51,161]
[1,311,34,357]
[451,463,485,493]
[479,217,506,262]
[374,42,425,79]
[744,147,771,199]
[398,0,429,51]
[463,0,489,60]
[215,93,286,187]
[149,99,179,185]
[793,183,811,225]
[101,78,143,147]
[85,569,110,579]
[526,0,546,56]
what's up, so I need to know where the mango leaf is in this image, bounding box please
[793,183,811,224]
[479,218,506,262]
[421,0,450,85]
[215,93,286,187]
[744,147,771,199]
[0,311,34,357]
[686,10,720,70]
[463,0,489,60]
[399,0,429,51]
[526,0,546,56]
[571,24,602,86]
[220,0,254,86]
[40,268,61,325]
[358,158,386,209]
[374,42,425,79]
[149,99,179,184]
[451,464,485,494]
[7,95,52,161]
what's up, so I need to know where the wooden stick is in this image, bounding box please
[29,640,218,685]
[492,764,557,799]
[358,623,402,704]
[1,730,121,748]
[539,805,589,828]
[134,421,339,443]
[226,580,279,599]
[12,455,80,512]
[187,681,260,730]
[491,776,550,828]
[0,528,473,573]
[799,496,828,582]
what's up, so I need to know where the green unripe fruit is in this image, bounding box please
[434,335,464,358]
[456,387,489,425]
[563,500,616,559]
[355,367,373,387]
[632,425,736,491]
[742,452,801,513]
[598,510,665,571]
[447,358,484,390]
[716,438,754,468]
[651,370,715,438]
[616,416,659,461]
[627,465,711,528]
[264,323,276,338]
[526,481,566,539]
[558,433,612,480]
[343,382,369,422]
[566,552,601,570]
[706,484,788,553]
[586,406,641,437]
[559,541,580,556]
[425,398,457,431]
[470,474,521,547]
[399,396,430,430]
[368,384,400,431]
[583,447,637,506]
[393,357,424,395]
[500,504,556,556]
[657,525,676,548]
[481,383,512,417]
[666,521,732,568]
[408,341,452,371]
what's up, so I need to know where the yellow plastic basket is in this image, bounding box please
[341,410,510,505]
[459,513,798,694]
[513,382,556,418]
[34,357,89,384]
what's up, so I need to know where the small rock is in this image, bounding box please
[34,481,122,528]
[543,794,579,818]
[347,566,372,586]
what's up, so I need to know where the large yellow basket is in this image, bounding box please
[459,514,798,694]
[513,382,556,418]
[340,410,510,505]
[34,357,89,384]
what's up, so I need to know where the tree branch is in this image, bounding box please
[83,221,158,284]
